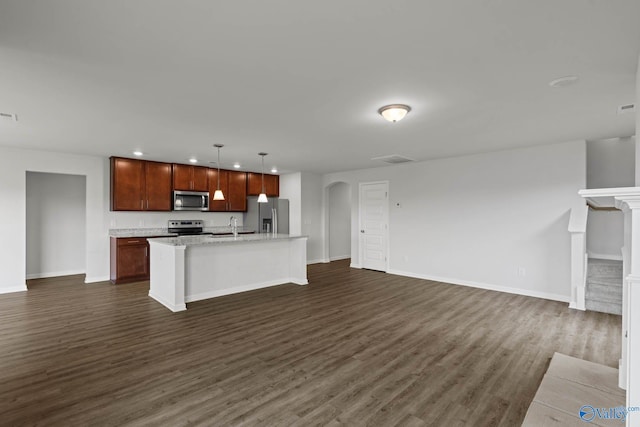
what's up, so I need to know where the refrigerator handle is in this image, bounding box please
[273,208,277,234]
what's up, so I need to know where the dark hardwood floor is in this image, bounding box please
[0,260,620,426]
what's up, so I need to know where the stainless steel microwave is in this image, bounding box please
[173,190,209,211]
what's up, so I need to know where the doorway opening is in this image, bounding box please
[328,182,351,262]
[26,172,87,285]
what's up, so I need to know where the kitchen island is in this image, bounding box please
[148,233,308,312]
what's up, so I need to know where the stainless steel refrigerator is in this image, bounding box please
[244,197,289,234]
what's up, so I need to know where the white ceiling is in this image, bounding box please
[0,0,638,174]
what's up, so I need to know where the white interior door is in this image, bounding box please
[359,181,388,272]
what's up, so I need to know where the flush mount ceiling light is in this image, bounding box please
[233,163,241,169]
[549,75,579,88]
[271,168,278,174]
[213,144,225,201]
[258,152,268,203]
[189,158,198,163]
[378,104,411,122]
[133,151,143,156]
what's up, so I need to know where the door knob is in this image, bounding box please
[360,230,365,233]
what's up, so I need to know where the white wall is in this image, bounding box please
[0,146,109,293]
[587,137,635,189]
[301,172,324,263]
[587,210,624,260]
[323,140,586,302]
[637,54,640,186]
[279,172,302,235]
[328,182,351,260]
[26,172,86,279]
[585,137,634,259]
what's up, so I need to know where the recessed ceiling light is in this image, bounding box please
[233,163,241,169]
[271,168,278,173]
[378,104,411,122]
[133,151,143,156]
[549,75,579,88]
[189,158,198,163]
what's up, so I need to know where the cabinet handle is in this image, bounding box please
[141,200,143,209]
[128,240,140,244]
[146,200,149,209]
[145,247,148,257]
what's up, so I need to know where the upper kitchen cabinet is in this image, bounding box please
[144,161,173,210]
[172,164,209,191]
[227,170,247,211]
[247,172,279,197]
[111,157,172,211]
[208,169,247,212]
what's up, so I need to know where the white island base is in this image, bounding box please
[148,234,308,312]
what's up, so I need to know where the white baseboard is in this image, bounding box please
[568,302,585,311]
[0,284,28,294]
[85,275,110,284]
[329,255,351,261]
[587,252,623,261]
[307,258,329,265]
[387,269,571,303]
[350,263,361,269]
[26,269,85,280]
[149,291,187,312]
[185,278,303,303]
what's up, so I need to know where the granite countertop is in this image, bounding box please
[148,233,307,247]
[109,226,255,238]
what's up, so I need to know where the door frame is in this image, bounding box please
[358,181,389,272]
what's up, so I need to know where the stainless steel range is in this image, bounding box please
[167,220,213,236]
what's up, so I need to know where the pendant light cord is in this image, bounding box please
[261,154,265,194]
[217,146,221,190]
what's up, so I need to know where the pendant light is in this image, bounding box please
[213,144,225,201]
[257,152,268,203]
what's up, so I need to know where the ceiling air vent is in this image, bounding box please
[617,104,635,115]
[0,112,18,122]
[372,154,415,164]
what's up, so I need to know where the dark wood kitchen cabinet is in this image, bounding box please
[247,172,279,197]
[111,157,172,211]
[110,237,150,284]
[172,164,209,191]
[208,169,247,212]
[227,170,247,211]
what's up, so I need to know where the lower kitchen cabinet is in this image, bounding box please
[110,237,151,284]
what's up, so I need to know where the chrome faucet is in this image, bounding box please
[229,216,238,237]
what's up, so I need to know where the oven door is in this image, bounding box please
[173,191,209,211]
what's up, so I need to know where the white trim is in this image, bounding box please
[588,252,623,261]
[387,269,571,303]
[185,278,306,303]
[307,258,329,265]
[568,302,586,311]
[0,285,28,294]
[148,291,187,312]
[329,255,351,261]
[26,269,85,280]
[350,263,361,269]
[84,275,110,284]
